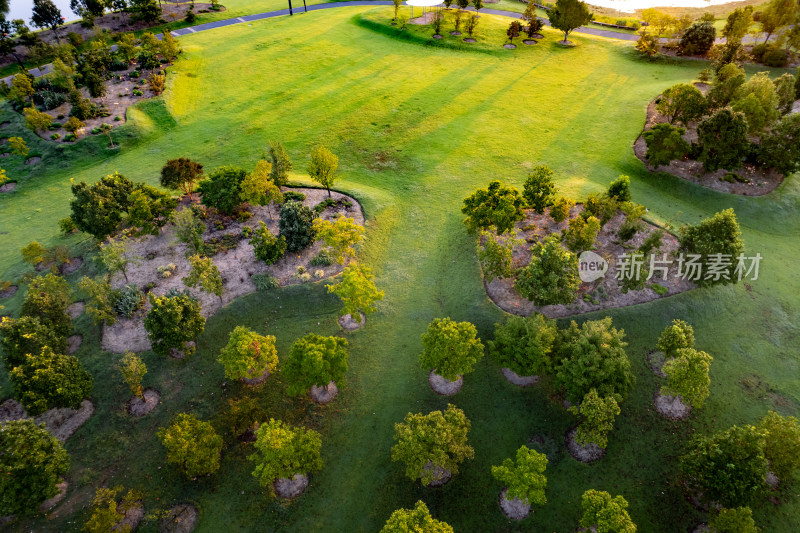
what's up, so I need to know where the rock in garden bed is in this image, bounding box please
[160,503,199,533]
[504,43,517,49]
[501,367,539,386]
[101,188,364,354]
[522,39,537,45]
[60,257,83,275]
[339,312,366,331]
[273,474,309,499]
[310,381,339,404]
[118,501,145,531]
[498,487,531,520]
[565,427,605,463]
[653,392,691,420]
[428,370,463,396]
[128,389,160,417]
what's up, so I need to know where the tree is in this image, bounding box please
[0,316,66,369]
[130,0,161,22]
[78,276,117,326]
[327,264,384,323]
[722,6,754,45]
[218,326,278,381]
[562,215,601,253]
[159,30,181,59]
[21,273,72,338]
[569,388,620,448]
[381,501,454,533]
[70,0,105,19]
[707,63,746,109]
[0,419,70,516]
[279,200,316,252]
[269,141,293,187]
[607,175,631,202]
[642,123,690,168]
[23,107,52,134]
[656,319,695,358]
[641,8,675,36]
[679,21,716,56]
[773,73,796,115]
[696,109,750,172]
[731,72,779,134]
[473,0,483,13]
[312,215,364,264]
[547,0,592,43]
[491,446,548,505]
[661,348,712,408]
[10,74,34,106]
[515,234,580,305]
[465,13,479,36]
[21,241,48,267]
[11,346,93,415]
[160,158,204,201]
[758,113,800,174]
[183,254,223,302]
[64,116,85,138]
[758,0,794,43]
[507,20,521,43]
[0,21,30,72]
[522,165,556,212]
[241,160,283,218]
[522,2,544,38]
[126,186,177,236]
[84,487,132,533]
[709,507,760,533]
[250,221,287,265]
[144,291,206,357]
[477,229,522,282]
[680,424,768,507]
[391,404,474,485]
[120,351,146,399]
[283,334,349,397]
[580,490,637,533]
[249,419,323,494]
[758,411,800,481]
[553,317,634,404]
[198,165,247,215]
[487,314,557,377]
[307,145,339,197]
[419,318,484,382]
[158,413,222,478]
[656,83,707,125]
[99,123,115,148]
[9,137,29,157]
[679,209,744,286]
[70,173,135,239]
[173,208,205,253]
[549,196,574,222]
[392,0,402,21]
[461,180,525,235]
[31,0,65,42]
[431,9,444,36]
[99,236,141,283]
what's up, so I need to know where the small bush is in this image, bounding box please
[283,191,306,203]
[549,197,574,223]
[130,70,141,78]
[250,222,287,265]
[132,89,143,96]
[50,133,61,140]
[112,284,144,317]
[252,273,280,291]
[59,217,77,235]
[310,250,334,266]
[763,48,788,67]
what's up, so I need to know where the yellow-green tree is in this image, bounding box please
[327,264,384,323]
[312,214,364,264]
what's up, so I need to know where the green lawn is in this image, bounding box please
[2,6,800,532]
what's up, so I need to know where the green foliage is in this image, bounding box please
[679,209,744,286]
[0,315,66,369]
[553,317,634,404]
[757,113,800,175]
[112,283,144,318]
[487,314,557,377]
[563,215,601,253]
[249,419,323,492]
[758,411,800,481]
[547,0,592,42]
[250,221,287,265]
[391,404,474,485]
[252,273,280,291]
[218,326,278,381]
[722,6,753,44]
[707,64,746,109]
[241,160,283,214]
[183,254,223,301]
[709,507,760,533]
[696,109,750,172]
[10,346,93,415]
[84,487,130,533]
[642,123,690,168]
[120,350,146,399]
[283,334,349,396]
[327,264,385,322]
[10,74,34,105]
[126,186,179,236]
[461,180,525,235]
[268,141,293,187]
[491,445,548,504]
[198,165,247,215]
[419,317,484,381]
[680,424,768,507]
[381,501,454,533]
[515,234,580,305]
[313,215,364,264]
[549,196,574,223]
[773,73,796,115]
[21,241,48,266]
[679,21,716,56]
[307,145,339,196]
[158,413,223,478]
[144,291,205,357]
[522,164,557,213]
[160,157,204,200]
[607,175,631,202]
[477,229,521,283]
[580,489,637,533]
[21,273,72,338]
[8,136,29,157]
[662,348,713,408]
[23,106,52,133]
[582,193,618,225]
[569,388,620,448]
[173,208,205,253]
[656,319,695,358]
[70,173,134,239]
[279,200,316,253]
[656,84,707,125]
[731,72,779,135]
[0,419,70,516]
[99,236,141,283]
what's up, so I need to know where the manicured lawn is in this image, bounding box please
[2,6,800,532]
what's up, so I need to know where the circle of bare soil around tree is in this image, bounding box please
[240,366,271,386]
[310,381,339,404]
[0,284,17,298]
[527,434,562,465]
[423,461,452,487]
[24,156,41,165]
[159,503,199,533]
[565,427,605,463]
[67,335,82,355]
[0,181,15,193]
[647,350,668,378]
[450,30,462,36]
[767,471,780,489]
[169,341,196,360]
[692,525,711,533]
[501,367,540,386]
[522,39,537,45]
[117,501,145,531]
[128,389,160,417]
[504,43,517,49]
[463,37,477,43]
[39,481,68,512]
[433,34,443,39]
[654,392,691,420]
[67,302,85,320]
[429,370,463,396]
[530,33,544,39]
[273,474,309,499]
[557,40,576,46]
[60,257,83,275]
[498,487,531,520]
[339,312,366,331]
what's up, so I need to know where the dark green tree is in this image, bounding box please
[679,208,744,286]
[10,346,93,415]
[487,314,557,377]
[757,113,800,175]
[70,173,135,239]
[642,123,690,168]
[198,165,247,215]
[278,200,316,252]
[283,334,349,397]
[547,0,592,43]
[0,316,67,369]
[160,158,204,201]
[679,21,716,55]
[31,0,64,42]
[461,180,525,235]
[656,83,707,125]
[696,108,750,172]
[522,165,557,213]
[21,273,72,338]
[144,291,206,357]
[515,234,580,305]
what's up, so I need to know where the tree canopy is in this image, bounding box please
[515,234,580,305]
[327,264,384,322]
[249,419,323,493]
[547,0,592,42]
[283,334,349,396]
[419,317,484,381]
[158,413,223,478]
[661,348,713,408]
[491,445,548,505]
[461,180,525,235]
[143,291,206,357]
[487,314,557,377]
[380,501,454,533]
[580,489,637,533]
[218,326,279,381]
[10,346,93,416]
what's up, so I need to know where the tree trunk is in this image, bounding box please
[327,186,331,197]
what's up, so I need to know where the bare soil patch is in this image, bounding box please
[501,367,539,386]
[428,370,463,396]
[0,182,15,193]
[67,301,85,320]
[0,398,94,441]
[128,388,160,416]
[118,501,145,531]
[409,12,437,25]
[767,471,780,489]
[60,257,83,275]
[654,392,691,420]
[646,350,668,378]
[634,98,783,195]
[463,37,477,43]
[67,334,82,355]
[160,503,199,533]
[39,481,68,512]
[102,188,364,353]
[310,381,339,404]
[273,474,309,499]
[423,461,453,487]
[504,43,517,49]
[0,284,17,298]
[338,312,366,331]
[565,427,605,463]
[484,205,695,319]
[498,487,532,520]
[522,39,538,45]
[450,31,462,36]
[240,366,271,386]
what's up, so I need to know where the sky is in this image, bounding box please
[8,0,80,24]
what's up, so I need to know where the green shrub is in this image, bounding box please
[522,165,557,213]
[569,388,620,448]
[562,215,601,253]
[487,314,557,376]
[549,196,574,223]
[21,273,72,338]
[580,490,636,532]
[662,348,713,408]
[763,47,788,67]
[279,200,316,253]
[10,347,94,415]
[252,273,280,291]
[679,208,744,286]
[606,175,631,202]
[461,180,525,235]
[249,221,287,265]
[491,445,548,505]
[112,284,144,318]
[419,318,484,381]
[249,419,323,494]
[198,166,247,215]
[158,413,223,478]
[381,501,454,533]
[144,291,205,357]
[758,411,800,481]
[284,334,349,396]
[0,316,67,369]
[709,507,760,533]
[515,234,580,305]
[310,249,334,266]
[697,109,750,172]
[679,21,716,55]
[283,191,306,203]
